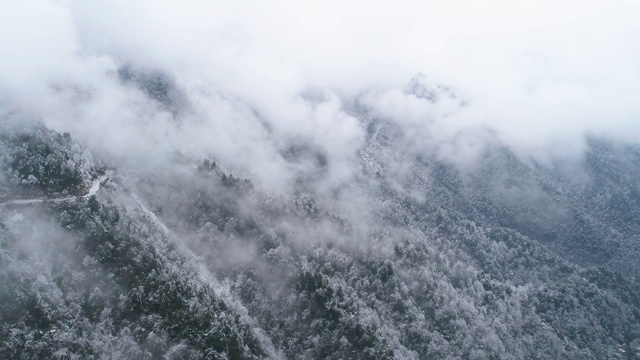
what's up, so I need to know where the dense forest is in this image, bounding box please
[1,69,640,359]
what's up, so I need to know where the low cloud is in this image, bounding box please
[1,0,639,189]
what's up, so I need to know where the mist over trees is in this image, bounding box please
[2,1,640,359]
[2,89,640,358]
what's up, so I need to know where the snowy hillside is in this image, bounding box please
[2,1,640,359]
[2,93,640,359]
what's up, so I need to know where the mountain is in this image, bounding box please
[1,74,640,360]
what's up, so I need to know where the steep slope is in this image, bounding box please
[1,92,640,359]
[0,125,274,359]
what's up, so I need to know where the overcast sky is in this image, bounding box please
[1,0,639,185]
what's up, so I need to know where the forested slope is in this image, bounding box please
[2,111,639,359]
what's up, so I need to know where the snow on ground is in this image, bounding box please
[0,172,111,207]
[84,173,110,198]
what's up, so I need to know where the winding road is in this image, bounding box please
[0,173,110,207]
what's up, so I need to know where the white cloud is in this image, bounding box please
[1,0,639,185]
